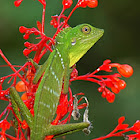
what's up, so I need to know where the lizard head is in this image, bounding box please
[66,24,104,67]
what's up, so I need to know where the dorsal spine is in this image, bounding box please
[55,27,72,45]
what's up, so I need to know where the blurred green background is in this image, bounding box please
[0,0,140,139]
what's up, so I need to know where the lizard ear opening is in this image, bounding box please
[71,38,76,46]
[81,25,91,34]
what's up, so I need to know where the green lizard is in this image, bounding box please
[10,24,104,140]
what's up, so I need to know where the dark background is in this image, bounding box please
[0,0,140,139]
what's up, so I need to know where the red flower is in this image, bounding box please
[56,94,68,119]
[118,116,125,124]
[77,0,98,8]
[21,120,28,129]
[0,0,134,139]
[71,59,133,103]
[15,81,27,92]
[117,64,133,78]
[0,119,10,139]
[14,0,23,7]
[0,120,10,131]
[132,120,140,133]
[62,0,73,9]
[110,63,133,78]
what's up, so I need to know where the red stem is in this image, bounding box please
[110,127,133,137]
[41,4,46,33]
[44,43,53,52]
[4,109,10,120]
[0,106,9,119]
[90,68,101,76]
[0,65,21,68]
[33,36,48,63]
[0,132,16,140]
[65,5,78,24]
[92,127,133,140]
[0,50,28,86]
[57,7,65,29]
[52,4,78,39]
[70,76,101,85]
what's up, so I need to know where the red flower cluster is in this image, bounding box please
[93,116,140,140]
[62,0,98,9]
[0,120,10,140]
[70,59,133,103]
[0,0,100,139]
[0,0,134,140]
[50,0,98,30]
[50,15,69,29]
[14,0,46,7]
[77,0,98,8]
[18,26,54,63]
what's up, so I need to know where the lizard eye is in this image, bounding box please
[81,25,91,34]
[71,38,76,46]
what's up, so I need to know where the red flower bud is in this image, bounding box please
[118,116,125,124]
[0,91,5,97]
[103,59,111,65]
[53,22,58,28]
[111,86,120,94]
[118,79,126,90]
[105,80,114,88]
[23,48,32,56]
[106,92,115,103]
[77,0,98,8]
[14,0,23,7]
[98,87,103,92]
[24,42,31,47]
[23,34,29,40]
[77,0,87,8]
[117,64,133,78]
[62,0,73,9]
[37,21,42,32]
[101,91,106,98]
[50,19,54,25]
[50,18,58,28]
[21,93,28,101]
[19,26,27,33]
[15,81,27,92]
[133,120,140,133]
[87,0,98,8]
